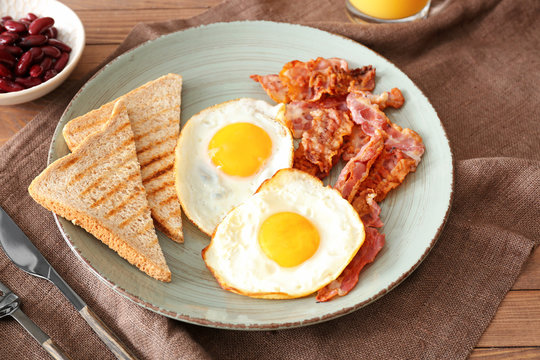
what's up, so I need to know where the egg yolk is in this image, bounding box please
[258,212,320,267]
[208,122,272,177]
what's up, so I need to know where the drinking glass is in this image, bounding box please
[346,0,431,23]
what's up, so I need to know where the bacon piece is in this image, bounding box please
[251,58,376,104]
[352,189,384,228]
[293,107,353,178]
[316,226,385,302]
[349,86,405,110]
[345,91,425,201]
[250,74,289,103]
[293,142,325,178]
[353,146,420,202]
[334,131,384,202]
[341,125,370,161]
[284,95,349,139]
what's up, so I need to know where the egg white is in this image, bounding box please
[175,98,293,235]
[202,169,365,299]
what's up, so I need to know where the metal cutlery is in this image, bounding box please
[0,207,138,360]
[0,279,71,359]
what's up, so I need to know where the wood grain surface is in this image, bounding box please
[0,1,538,358]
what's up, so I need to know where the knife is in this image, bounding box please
[0,279,71,359]
[0,207,138,360]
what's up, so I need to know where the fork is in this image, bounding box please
[0,279,71,359]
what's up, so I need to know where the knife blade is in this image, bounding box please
[0,279,71,359]
[0,207,138,360]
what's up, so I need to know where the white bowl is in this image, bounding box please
[0,0,85,105]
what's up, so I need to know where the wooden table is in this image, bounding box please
[1,1,538,358]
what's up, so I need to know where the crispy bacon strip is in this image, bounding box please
[293,107,353,178]
[251,58,376,104]
[346,91,424,201]
[353,146,420,202]
[334,131,384,202]
[348,86,405,110]
[341,125,370,161]
[316,226,385,302]
[249,74,289,103]
[352,189,384,228]
[283,95,349,138]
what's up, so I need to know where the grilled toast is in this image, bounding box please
[62,73,184,243]
[29,99,171,282]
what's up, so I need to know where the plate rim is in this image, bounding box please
[49,20,454,330]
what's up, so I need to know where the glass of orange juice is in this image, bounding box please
[346,0,431,23]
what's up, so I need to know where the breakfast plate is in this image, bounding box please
[49,21,453,329]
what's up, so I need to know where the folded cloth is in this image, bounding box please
[1,0,539,359]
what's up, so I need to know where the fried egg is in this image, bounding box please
[174,98,293,235]
[202,169,365,299]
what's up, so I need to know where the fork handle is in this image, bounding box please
[79,306,138,360]
[42,338,72,360]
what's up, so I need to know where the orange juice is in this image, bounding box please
[348,0,430,20]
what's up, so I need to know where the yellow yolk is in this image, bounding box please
[258,212,320,267]
[208,122,272,177]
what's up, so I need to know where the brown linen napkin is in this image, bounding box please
[1,0,539,359]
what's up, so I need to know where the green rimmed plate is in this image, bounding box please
[49,21,453,330]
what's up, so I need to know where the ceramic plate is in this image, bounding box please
[49,21,453,330]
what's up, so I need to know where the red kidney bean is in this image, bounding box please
[0,62,12,77]
[0,49,15,66]
[48,38,71,53]
[1,16,13,22]
[5,45,23,56]
[19,34,48,47]
[0,78,24,92]
[29,17,54,35]
[1,31,18,39]
[15,76,42,88]
[40,45,61,58]
[43,69,57,81]
[28,47,43,63]
[29,64,43,78]
[44,27,57,39]
[0,45,23,56]
[27,13,38,21]
[15,51,33,76]
[40,56,53,71]
[0,34,15,45]
[19,18,32,28]
[4,20,26,33]
[53,52,69,72]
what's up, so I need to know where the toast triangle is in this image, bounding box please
[62,73,184,243]
[30,99,171,282]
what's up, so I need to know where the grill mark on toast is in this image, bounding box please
[146,180,174,197]
[119,206,148,229]
[68,116,108,136]
[159,194,178,206]
[136,133,177,157]
[80,151,136,197]
[136,221,154,235]
[105,186,144,218]
[140,151,173,169]
[143,164,173,184]
[112,120,131,137]
[164,208,182,220]
[58,155,80,171]
[133,116,177,142]
[90,171,139,209]
[68,136,134,186]
[68,162,98,186]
